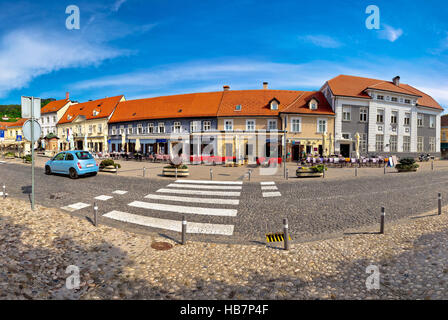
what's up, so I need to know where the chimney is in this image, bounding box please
[66,92,70,99]
[393,76,400,86]
[263,82,268,90]
[223,85,230,91]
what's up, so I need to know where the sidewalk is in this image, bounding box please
[2,155,448,182]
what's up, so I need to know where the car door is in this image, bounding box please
[62,152,75,174]
[51,152,66,172]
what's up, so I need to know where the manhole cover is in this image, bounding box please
[151,242,173,251]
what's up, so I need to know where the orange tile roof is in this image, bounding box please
[59,95,124,124]
[217,90,302,116]
[327,75,442,110]
[281,91,335,115]
[5,118,28,128]
[41,99,70,114]
[109,92,223,123]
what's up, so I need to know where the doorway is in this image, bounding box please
[292,145,301,161]
[340,144,350,157]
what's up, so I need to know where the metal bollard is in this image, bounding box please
[115,164,118,175]
[286,169,289,180]
[438,193,442,215]
[432,160,434,171]
[384,165,386,175]
[210,168,213,180]
[2,184,6,199]
[323,167,325,178]
[248,170,251,181]
[175,168,178,179]
[93,202,98,227]
[143,167,146,177]
[355,166,358,177]
[380,207,385,234]
[283,218,290,251]
[181,215,187,245]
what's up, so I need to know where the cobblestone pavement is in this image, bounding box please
[1,161,447,244]
[1,197,447,299]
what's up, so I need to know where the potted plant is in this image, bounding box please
[296,164,327,178]
[22,154,32,163]
[99,159,121,173]
[163,157,189,177]
[396,158,419,172]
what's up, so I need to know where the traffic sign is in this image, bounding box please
[21,96,41,119]
[22,120,41,142]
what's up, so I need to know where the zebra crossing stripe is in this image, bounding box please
[167,183,242,190]
[262,192,282,198]
[261,186,278,191]
[145,194,239,205]
[175,179,242,185]
[103,210,234,235]
[128,201,237,217]
[112,190,128,195]
[95,195,113,201]
[157,188,241,197]
[61,202,91,212]
[260,181,275,185]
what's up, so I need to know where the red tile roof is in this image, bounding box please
[5,118,28,128]
[281,91,334,115]
[41,99,70,114]
[217,90,301,116]
[327,75,442,110]
[109,92,223,123]
[59,95,124,124]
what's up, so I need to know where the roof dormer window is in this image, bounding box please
[67,115,72,120]
[93,109,100,116]
[270,100,279,110]
[235,104,242,111]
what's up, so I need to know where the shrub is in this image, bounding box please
[5,152,14,157]
[396,158,419,171]
[398,158,416,166]
[164,164,188,169]
[23,154,32,162]
[100,159,121,169]
[311,164,327,173]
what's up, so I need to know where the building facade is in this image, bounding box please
[321,75,443,158]
[441,115,448,159]
[57,95,124,152]
[39,94,72,139]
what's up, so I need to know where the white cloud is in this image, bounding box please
[112,0,127,12]
[0,28,127,97]
[378,24,403,42]
[299,35,343,48]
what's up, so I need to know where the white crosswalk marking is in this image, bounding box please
[157,188,241,197]
[167,183,242,190]
[61,202,91,212]
[95,195,113,201]
[112,190,128,195]
[260,182,281,197]
[144,194,239,205]
[103,210,234,235]
[128,201,237,217]
[175,179,242,185]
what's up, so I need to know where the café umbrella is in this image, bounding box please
[354,132,360,159]
[135,138,141,152]
[121,131,126,152]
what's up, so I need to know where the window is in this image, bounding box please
[309,100,318,110]
[443,132,447,141]
[127,126,132,134]
[246,120,255,132]
[65,153,74,161]
[417,114,424,127]
[391,111,398,124]
[342,106,351,121]
[137,124,143,134]
[235,105,242,111]
[224,120,233,131]
[53,116,56,123]
[148,123,154,133]
[111,126,117,135]
[417,136,424,152]
[377,109,384,123]
[403,136,411,152]
[317,119,327,133]
[377,95,384,100]
[359,107,368,122]
[291,118,301,132]
[203,121,211,131]
[98,124,102,133]
[390,135,398,152]
[119,126,124,134]
[429,137,436,152]
[158,123,165,133]
[342,133,350,140]
[267,120,277,131]
[404,113,410,126]
[360,133,367,153]
[429,116,435,128]
[391,97,398,102]
[270,100,278,110]
[376,135,384,152]
[405,99,411,104]
[88,125,93,134]
[190,121,200,132]
[173,122,181,133]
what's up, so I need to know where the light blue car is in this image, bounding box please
[45,150,99,179]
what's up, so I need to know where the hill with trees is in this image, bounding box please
[0,98,56,121]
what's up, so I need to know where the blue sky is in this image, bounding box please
[0,0,447,110]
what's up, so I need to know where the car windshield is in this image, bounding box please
[75,151,93,160]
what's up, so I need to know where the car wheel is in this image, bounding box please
[45,166,52,175]
[69,168,79,179]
